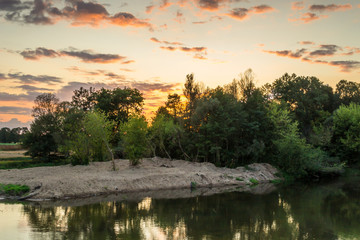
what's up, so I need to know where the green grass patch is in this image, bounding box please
[0,159,68,170]
[236,177,244,181]
[191,181,197,189]
[0,143,20,146]
[0,183,30,196]
[249,178,259,185]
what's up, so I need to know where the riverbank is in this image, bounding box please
[0,157,280,201]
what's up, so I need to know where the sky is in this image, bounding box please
[0,0,359,128]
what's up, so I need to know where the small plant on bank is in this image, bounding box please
[0,183,30,196]
[249,178,259,185]
[236,177,244,181]
[191,181,197,189]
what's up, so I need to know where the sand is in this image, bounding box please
[0,157,280,201]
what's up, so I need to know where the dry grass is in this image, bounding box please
[0,145,24,151]
[0,150,27,159]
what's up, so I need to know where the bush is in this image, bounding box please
[121,115,149,166]
[0,184,30,196]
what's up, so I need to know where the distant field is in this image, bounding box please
[0,143,24,151]
[0,150,27,159]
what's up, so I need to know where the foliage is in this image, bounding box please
[0,183,30,196]
[121,115,149,165]
[332,103,360,164]
[68,111,114,165]
[249,178,259,185]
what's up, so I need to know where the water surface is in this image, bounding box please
[1,178,360,240]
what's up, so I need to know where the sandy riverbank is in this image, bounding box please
[0,157,280,201]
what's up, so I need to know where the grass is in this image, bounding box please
[249,178,259,185]
[0,143,20,146]
[191,181,197,189]
[236,177,244,181]
[0,183,30,196]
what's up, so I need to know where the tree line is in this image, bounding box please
[22,70,360,179]
[0,127,28,143]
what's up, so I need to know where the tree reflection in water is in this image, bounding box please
[22,179,360,240]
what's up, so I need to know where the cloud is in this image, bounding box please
[309,4,352,12]
[6,72,62,84]
[61,49,125,63]
[328,61,360,72]
[309,44,341,57]
[227,5,275,21]
[109,12,152,29]
[145,5,155,14]
[150,37,183,46]
[0,106,32,115]
[263,49,307,58]
[20,47,59,60]
[2,0,153,29]
[292,1,304,10]
[0,118,31,129]
[15,84,52,92]
[56,80,181,101]
[289,12,327,23]
[151,37,207,59]
[19,47,132,64]
[299,41,314,45]
[0,0,31,11]
[263,42,360,72]
[0,91,38,101]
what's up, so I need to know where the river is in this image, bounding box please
[1,177,359,240]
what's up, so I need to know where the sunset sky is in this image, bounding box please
[0,0,359,128]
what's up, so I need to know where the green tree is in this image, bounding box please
[332,103,360,164]
[121,115,149,166]
[69,111,115,168]
[335,80,360,106]
[23,93,61,161]
[272,73,335,137]
[149,114,181,159]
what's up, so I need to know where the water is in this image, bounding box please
[1,178,360,240]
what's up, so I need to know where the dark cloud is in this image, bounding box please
[160,46,177,51]
[180,47,206,52]
[20,47,59,60]
[309,44,341,57]
[19,47,131,64]
[263,42,360,72]
[0,91,38,101]
[16,84,52,91]
[150,37,183,46]
[22,0,52,24]
[329,61,360,72]
[0,0,31,11]
[198,0,221,11]
[1,0,152,29]
[289,12,324,23]
[61,49,126,63]
[227,7,249,20]
[0,106,32,115]
[131,82,180,92]
[7,72,62,84]
[264,49,306,58]
[0,73,7,80]
[309,4,352,12]
[227,5,274,21]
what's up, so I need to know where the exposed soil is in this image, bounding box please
[0,157,280,201]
